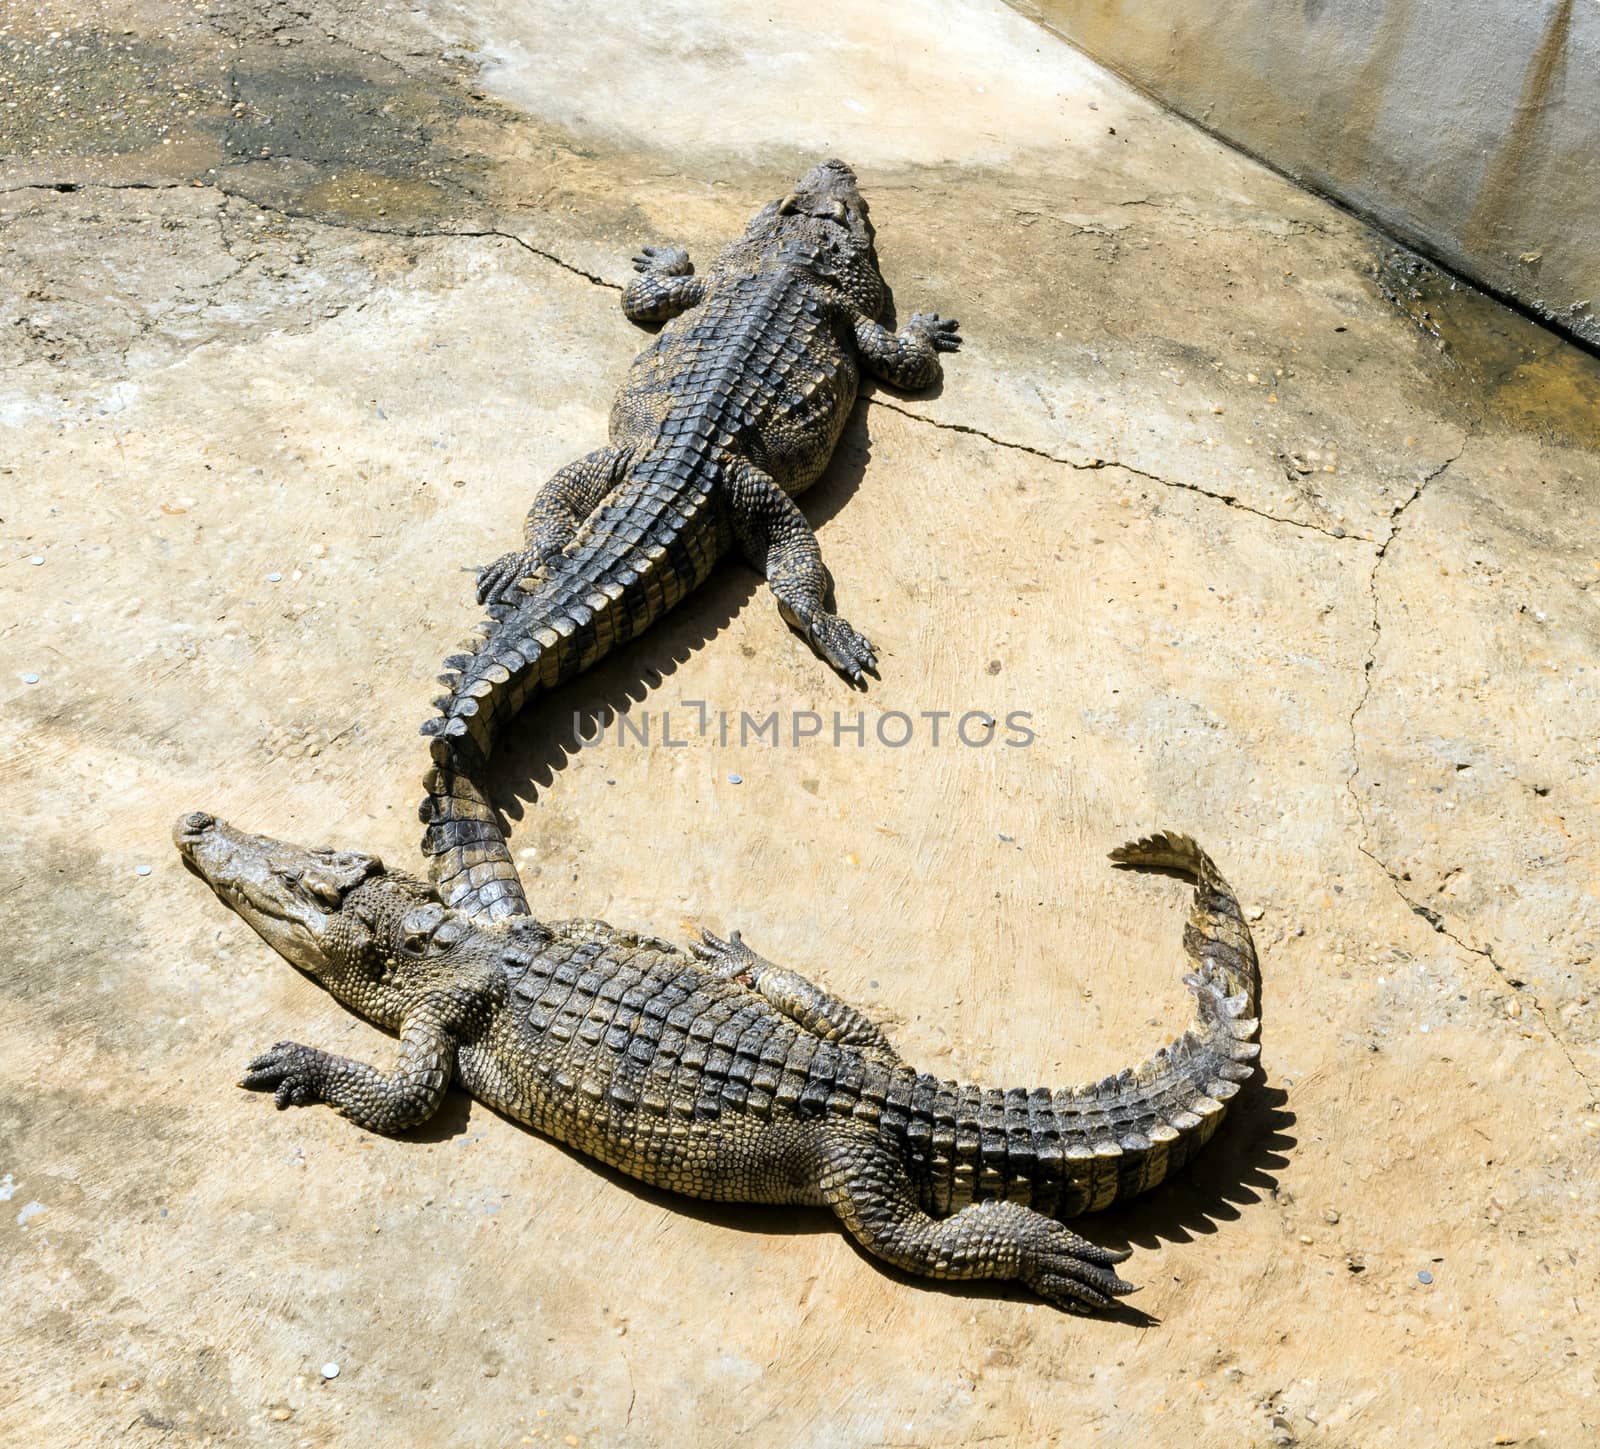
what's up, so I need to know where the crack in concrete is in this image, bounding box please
[866,395,1365,541]
[1343,445,1597,1103]
[0,181,190,197]
[204,3,436,82]
[1358,834,1597,1100]
[9,169,1594,1105]
[440,228,619,291]
[210,172,622,290]
[0,169,623,291]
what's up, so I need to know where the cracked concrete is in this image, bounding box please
[3,0,1599,1444]
[868,393,1367,542]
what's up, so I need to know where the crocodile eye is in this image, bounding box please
[302,868,346,907]
[778,193,800,216]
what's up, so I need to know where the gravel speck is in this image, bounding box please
[266,571,283,582]
[727,773,742,784]
[22,673,39,684]
[1417,1269,1433,1285]
[27,555,44,566]
[321,1361,340,1379]
[135,864,152,877]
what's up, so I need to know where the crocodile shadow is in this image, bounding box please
[1103,1068,1293,1253]
[422,386,1289,1322]
[483,403,875,824]
[408,1072,1288,1325]
[406,1091,836,1239]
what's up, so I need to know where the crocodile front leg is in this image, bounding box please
[854,312,962,391]
[691,928,902,1062]
[623,245,707,323]
[814,1132,1135,1312]
[726,460,877,684]
[240,1006,459,1133]
[475,446,635,605]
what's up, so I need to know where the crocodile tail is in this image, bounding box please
[892,833,1261,1221]
[1058,831,1262,1204]
[419,743,532,923]
[418,609,558,923]
[418,454,721,924]
[417,549,654,923]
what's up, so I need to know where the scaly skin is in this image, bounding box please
[175,812,1261,1313]
[419,160,961,924]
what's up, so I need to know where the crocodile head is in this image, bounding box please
[173,811,454,989]
[761,158,875,253]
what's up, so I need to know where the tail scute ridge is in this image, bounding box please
[1108,830,1222,887]
[998,831,1267,1212]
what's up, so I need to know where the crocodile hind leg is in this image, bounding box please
[726,460,877,683]
[622,246,707,323]
[476,446,635,605]
[814,1132,1135,1311]
[691,928,902,1061]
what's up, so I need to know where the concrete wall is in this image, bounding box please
[1007,0,1600,348]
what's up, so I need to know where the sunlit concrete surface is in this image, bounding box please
[1011,0,1600,351]
[3,0,1597,1442]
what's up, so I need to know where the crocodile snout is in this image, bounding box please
[173,810,217,852]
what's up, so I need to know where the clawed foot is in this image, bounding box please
[909,312,962,353]
[1024,1229,1136,1312]
[691,928,766,986]
[632,245,692,277]
[806,611,878,685]
[240,1041,324,1110]
[475,548,538,606]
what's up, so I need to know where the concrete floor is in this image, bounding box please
[3,0,1597,1444]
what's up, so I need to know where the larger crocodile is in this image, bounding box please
[175,811,1261,1312]
[421,159,961,925]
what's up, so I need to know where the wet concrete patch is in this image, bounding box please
[209,42,506,228]
[226,51,447,170]
[0,18,512,232]
[0,31,227,161]
[1376,244,1600,449]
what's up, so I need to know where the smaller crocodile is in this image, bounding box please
[420,159,960,926]
[175,811,1261,1312]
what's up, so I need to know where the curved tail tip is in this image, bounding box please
[1109,830,1204,866]
[1109,832,1233,894]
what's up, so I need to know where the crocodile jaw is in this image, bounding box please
[173,811,380,976]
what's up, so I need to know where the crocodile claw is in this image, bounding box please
[691,927,763,984]
[240,1041,322,1110]
[475,548,534,606]
[632,245,693,277]
[909,311,962,353]
[1024,1229,1136,1312]
[808,612,878,686]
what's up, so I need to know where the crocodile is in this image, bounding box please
[175,810,1261,1312]
[420,159,960,925]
